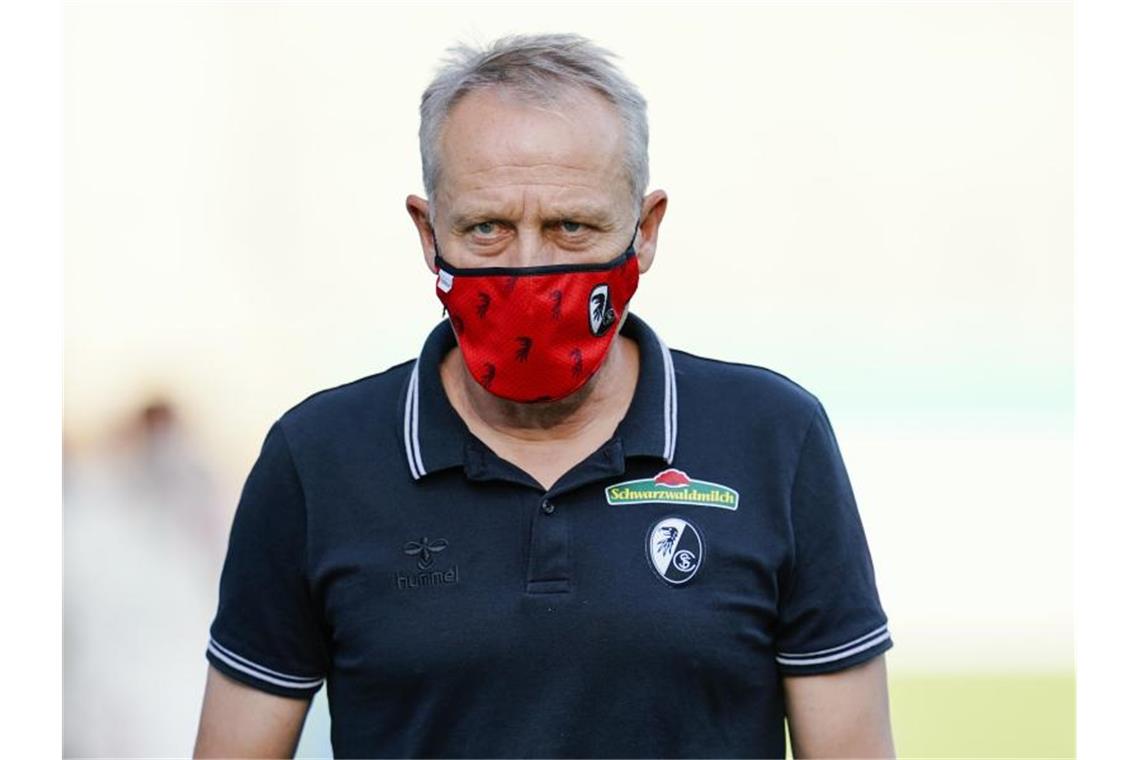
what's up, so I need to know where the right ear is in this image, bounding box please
[406,195,438,274]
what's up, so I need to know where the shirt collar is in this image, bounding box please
[400,312,678,481]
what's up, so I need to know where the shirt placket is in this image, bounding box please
[464,436,628,596]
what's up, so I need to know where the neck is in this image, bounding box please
[441,334,638,445]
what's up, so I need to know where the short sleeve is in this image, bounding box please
[205,420,329,698]
[775,403,893,676]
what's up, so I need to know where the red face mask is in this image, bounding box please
[434,231,640,403]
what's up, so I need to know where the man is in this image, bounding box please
[194,33,895,759]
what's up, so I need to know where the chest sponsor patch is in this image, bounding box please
[606,468,739,510]
[646,516,704,585]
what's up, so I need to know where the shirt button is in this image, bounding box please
[541,499,555,514]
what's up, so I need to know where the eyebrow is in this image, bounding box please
[449,204,616,229]
[546,205,613,225]
[449,211,505,230]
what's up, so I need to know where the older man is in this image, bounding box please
[195,34,895,759]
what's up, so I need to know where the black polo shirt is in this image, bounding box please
[205,313,893,758]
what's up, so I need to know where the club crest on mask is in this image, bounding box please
[589,284,616,336]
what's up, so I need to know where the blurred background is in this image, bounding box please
[63,3,1073,757]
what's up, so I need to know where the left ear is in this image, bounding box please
[634,190,668,274]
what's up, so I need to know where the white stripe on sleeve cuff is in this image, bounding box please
[776,623,892,667]
[207,636,324,690]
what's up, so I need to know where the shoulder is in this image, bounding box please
[273,359,417,449]
[668,347,823,426]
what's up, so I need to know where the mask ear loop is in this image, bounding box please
[625,225,639,256]
[429,226,447,269]
[428,227,450,317]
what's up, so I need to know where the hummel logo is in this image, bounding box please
[396,536,459,591]
[403,536,448,569]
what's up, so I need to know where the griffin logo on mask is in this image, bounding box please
[589,284,616,336]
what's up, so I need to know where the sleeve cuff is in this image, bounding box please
[776,623,894,676]
[205,636,325,699]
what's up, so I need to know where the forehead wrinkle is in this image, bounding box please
[439,165,620,208]
[447,175,621,216]
[442,130,624,187]
[453,164,619,191]
[458,175,606,191]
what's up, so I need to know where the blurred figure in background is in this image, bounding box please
[64,397,229,756]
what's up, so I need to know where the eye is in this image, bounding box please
[559,220,584,233]
[473,221,499,236]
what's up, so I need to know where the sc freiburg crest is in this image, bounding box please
[646,517,703,585]
[588,283,616,336]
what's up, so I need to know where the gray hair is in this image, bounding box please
[418,33,649,219]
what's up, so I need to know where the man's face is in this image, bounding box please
[425,86,637,269]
